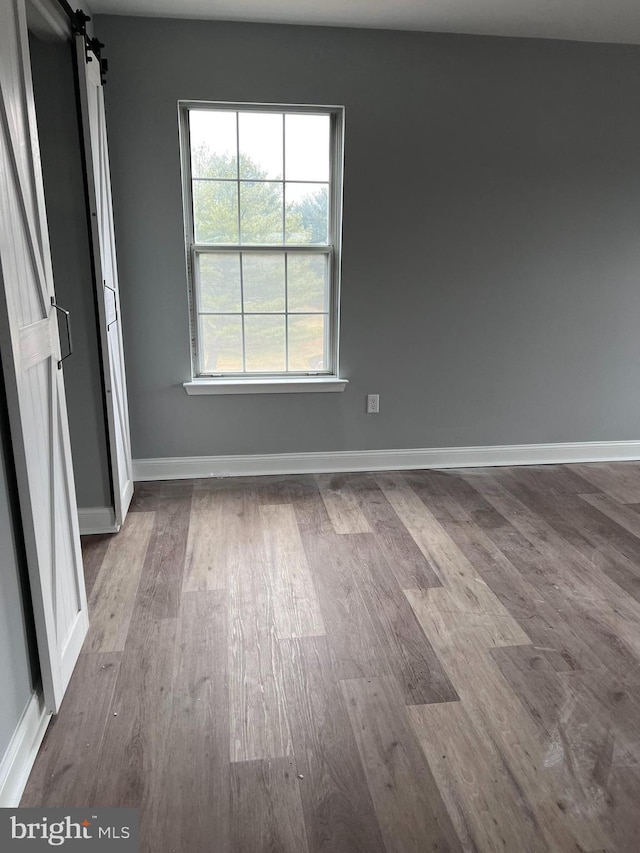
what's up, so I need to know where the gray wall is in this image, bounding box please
[0,363,39,760]
[30,35,112,507]
[96,16,640,458]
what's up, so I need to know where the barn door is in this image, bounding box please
[0,0,88,713]
[75,35,133,529]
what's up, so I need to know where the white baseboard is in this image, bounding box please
[77,506,118,535]
[0,690,51,807]
[132,440,640,481]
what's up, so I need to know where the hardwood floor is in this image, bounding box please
[21,463,640,852]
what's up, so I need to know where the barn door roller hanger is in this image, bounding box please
[56,1,108,82]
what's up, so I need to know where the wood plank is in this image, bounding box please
[260,503,325,639]
[405,586,531,652]
[377,473,492,598]
[347,533,459,705]
[461,473,640,620]
[228,490,293,762]
[182,481,239,592]
[347,474,442,588]
[150,590,229,853]
[246,474,292,505]
[128,479,192,512]
[20,652,121,807]
[428,496,602,672]
[298,529,388,681]
[408,701,549,853]
[84,512,154,653]
[483,490,640,658]
[458,465,599,498]
[582,492,640,539]
[254,473,322,506]
[280,636,386,853]
[572,462,640,504]
[378,475,533,639]
[80,533,111,598]
[134,481,192,619]
[562,605,640,682]
[340,675,463,853]
[607,764,640,852]
[406,590,613,852]
[402,468,481,498]
[231,757,309,853]
[127,480,161,512]
[291,477,336,538]
[483,465,600,498]
[489,645,565,739]
[534,685,639,851]
[522,494,640,604]
[560,668,640,766]
[460,486,640,678]
[91,616,178,810]
[317,473,372,534]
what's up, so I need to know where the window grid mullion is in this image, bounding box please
[239,252,246,372]
[197,311,329,316]
[236,112,247,371]
[235,111,241,246]
[284,252,289,370]
[281,113,286,249]
[191,246,202,373]
[283,115,289,369]
[194,244,331,254]
[190,177,329,185]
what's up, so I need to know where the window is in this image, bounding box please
[180,102,345,390]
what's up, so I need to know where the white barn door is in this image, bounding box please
[0,0,88,712]
[76,36,133,529]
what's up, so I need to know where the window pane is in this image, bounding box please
[198,254,241,312]
[287,254,328,312]
[201,315,243,373]
[193,180,238,243]
[240,182,283,244]
[244,315,285,371]
[285,114,330,182]
[242,253,285,312]
[239,112,283,180]
[288,315,326,371]
[285,183,328,244]
[190,110,237,178]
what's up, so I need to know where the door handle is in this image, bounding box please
[104,281,118,329]
[51,298,73,369]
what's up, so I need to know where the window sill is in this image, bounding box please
[183,377,349,396]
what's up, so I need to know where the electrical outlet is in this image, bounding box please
[367,394,380,414]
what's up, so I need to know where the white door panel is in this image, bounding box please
[76,36,133,528]
[0,0,88,713]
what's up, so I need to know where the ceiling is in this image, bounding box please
[89,0,640,45]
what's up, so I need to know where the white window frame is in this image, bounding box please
[179,100,347,395]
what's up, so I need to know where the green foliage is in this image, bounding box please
[293,188,329,244]
[192,146,327,245]
[192,146,237,179]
